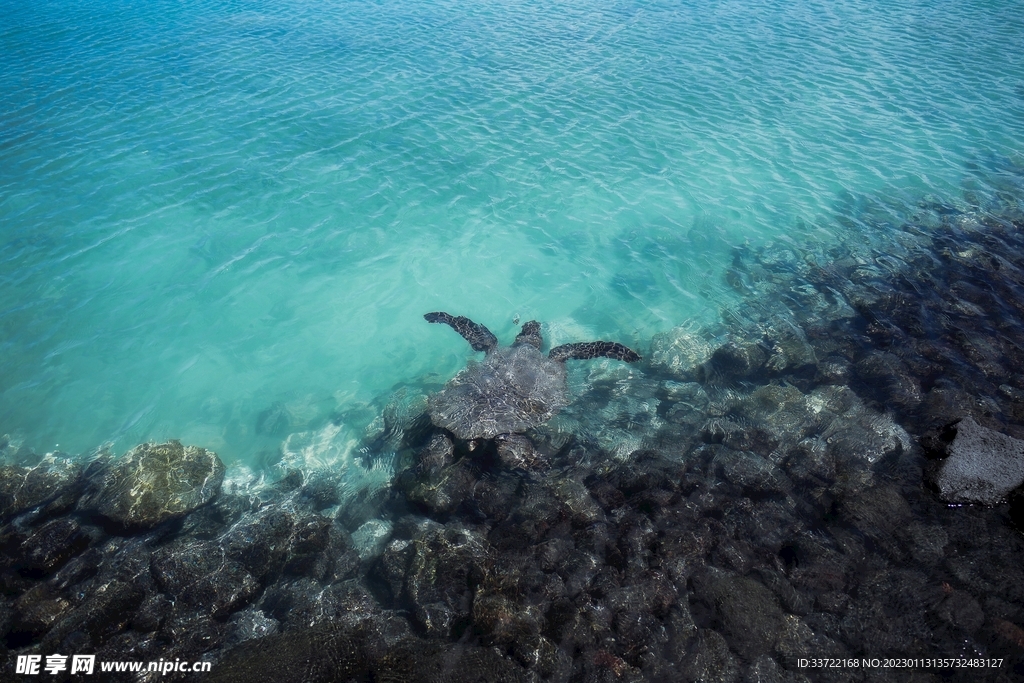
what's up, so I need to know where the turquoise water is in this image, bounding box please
[2,0,1023,464]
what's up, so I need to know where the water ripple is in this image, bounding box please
[1,0,1023,458]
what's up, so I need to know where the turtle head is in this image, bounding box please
[513,321,543,349]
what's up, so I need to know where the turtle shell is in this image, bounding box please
[428,345,570,440]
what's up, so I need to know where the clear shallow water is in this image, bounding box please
[2,0,1023,464]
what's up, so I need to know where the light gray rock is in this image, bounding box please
[936,417,1024,504]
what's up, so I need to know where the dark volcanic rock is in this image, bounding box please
[709,340,768,379]
[716,450,790,496]
[400,432,478,515]
[376,636,535,683]
[837,484,912,559]
[815,355,852,385]
[152,540,259,619]
[83,440,225,528]
[0,457,81,520]
[205,620,532,683]
[40,579,146,651]
[682,628,739,683]
[935,416,1024,504]
[934,589,985,634]
[406,461,476,516]
[854,351,923,409]
[692,567,786,660]
[393,520,491,638]
[261,578,380,629]
[11,585,71,638]
[19,517,90,576]
[222,506,295,581]
[204,621,371,683]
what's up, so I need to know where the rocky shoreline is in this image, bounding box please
[4,195,1024,681]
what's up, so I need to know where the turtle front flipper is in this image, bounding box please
[512,320,542,349]
[549,341,641,363]
[424,312,498,353]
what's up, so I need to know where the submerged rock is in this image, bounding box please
[39,579,146,652]
[83,440,225,528]
[20,517,90,577]
[935,417,1024,504]
[649,325,715,379]
[400,522,491,637]
[152,540,259,619]
[205,621,371,683]
[681,628,739,683]
[0,457,81,520]
[692,567,786,660]
[709,340,768,379]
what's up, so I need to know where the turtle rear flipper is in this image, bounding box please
[425,312,498,353]
[549,341,641,363]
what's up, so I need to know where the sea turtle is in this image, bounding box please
[424,312,641,441]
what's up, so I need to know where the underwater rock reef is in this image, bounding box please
[5,196,1024,681]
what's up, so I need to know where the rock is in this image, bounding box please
[692,568,786,660]
[682,628,739,683]
[709,340,768,379]
[222,506,295,581]
[814,356,852,385]
[205,621,370,683]
[843,569,932,654]
[763,322,817,376]
[649,326,715,379]
[717,450,790,496]
[854,351,922,409]
[376,538,415,605]
[39,579,146,652]
[12,585,71,637]
[151,540,258,619]
[0,457,81,520]
[745,655,812,683]
[399,431,469,514]
[132,594,172,633]
[934,589,984,634]
[261,578,379,630]
[83,440,225,527]
[418,432,454,475]
[351,519,392,561]
[375,636,534,683]
[495,433,543,469]
[283,515,334,578]
[228,607,280,645]
[300,470,342,510]
[773,615,847,672]
[19,517,90,576]
[838,485,912,550]
[405,460,476,515]
[903,522,948,565]
[734,384,814,441]
[1009,486,1024,532]
[935,417,1024,504]
[402,522,491,637]
[0,599,14,641]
